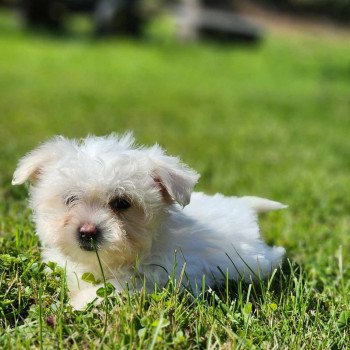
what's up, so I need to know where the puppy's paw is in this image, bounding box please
[70,287,102,310]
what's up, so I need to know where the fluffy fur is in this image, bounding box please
[13,133,286,309]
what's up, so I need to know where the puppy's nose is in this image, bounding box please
[78,223,101,251]
[79,223,98,237]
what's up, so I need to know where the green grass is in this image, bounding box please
[0,9,350,349]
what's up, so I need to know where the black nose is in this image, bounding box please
[78,223,101,251]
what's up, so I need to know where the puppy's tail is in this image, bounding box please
[240,196,288,214]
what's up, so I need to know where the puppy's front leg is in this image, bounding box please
[70,285,103,310]
[70,279,125,310]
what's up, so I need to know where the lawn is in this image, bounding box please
[0,9,349,349]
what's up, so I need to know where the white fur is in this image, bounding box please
[13,133,286,309]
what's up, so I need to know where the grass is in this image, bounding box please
[0,9,350,349]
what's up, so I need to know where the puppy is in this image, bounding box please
[12,133,286,309]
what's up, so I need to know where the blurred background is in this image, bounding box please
[0,0,349,270]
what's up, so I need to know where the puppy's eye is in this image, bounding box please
[65,195,78,206]
[109,198,131,211]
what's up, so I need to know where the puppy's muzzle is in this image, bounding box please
[78,223,101,251]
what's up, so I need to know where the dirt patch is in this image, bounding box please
[236,0,350,40]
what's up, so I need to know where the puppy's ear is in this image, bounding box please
[151,151,200,207]
[12,136,68,185]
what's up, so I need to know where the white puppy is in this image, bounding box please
[12,133,286,309]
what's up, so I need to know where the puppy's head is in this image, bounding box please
[12,133,199,267]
